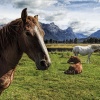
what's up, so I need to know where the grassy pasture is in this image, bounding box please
[0,44,100,100]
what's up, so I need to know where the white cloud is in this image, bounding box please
[11,0,58,9]
[93,6,100,12]
[45,10,67,21]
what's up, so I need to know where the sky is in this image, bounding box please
[0,0,100,35]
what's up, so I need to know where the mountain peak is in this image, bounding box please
[50,22,55,25]
[66,27,73,33]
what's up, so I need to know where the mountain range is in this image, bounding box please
[41,22,100,41]
[41,22,76,41]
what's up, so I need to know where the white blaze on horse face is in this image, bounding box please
[34,26,51,63]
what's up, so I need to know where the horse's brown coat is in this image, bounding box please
[64,56,82,74]
[0,8,51,94]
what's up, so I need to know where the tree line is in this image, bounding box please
[44,38,100,44]
[45,38,78,43]
[83,38,100,43]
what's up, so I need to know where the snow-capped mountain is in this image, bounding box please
[41,22,77,41]
[64,27,77,40]
[41,22,63,40]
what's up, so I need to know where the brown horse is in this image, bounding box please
[0,8,51,94]
[64,56,82,74]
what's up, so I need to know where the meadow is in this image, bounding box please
[0,44,100,100]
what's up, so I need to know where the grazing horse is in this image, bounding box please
[72,44,100,63]
[64,56,82,74]
[0,8,51,94]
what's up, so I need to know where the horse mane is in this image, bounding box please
[0,16,43,54]
[0,18,22,53]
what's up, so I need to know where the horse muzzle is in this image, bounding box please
[37,59,51,70]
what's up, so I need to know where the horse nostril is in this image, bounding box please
[40,60,46,67]
[38,59,51,70]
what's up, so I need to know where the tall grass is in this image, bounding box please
[0,51,100,100]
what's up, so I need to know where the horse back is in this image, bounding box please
[73,46,93,55]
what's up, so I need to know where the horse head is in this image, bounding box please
[20,8,51,70]
[91,44,100,51]
[67,56,81,64]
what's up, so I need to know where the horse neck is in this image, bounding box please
[0,21,23,76]
[0,44,23,77]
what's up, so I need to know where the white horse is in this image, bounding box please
[72,44,100,63]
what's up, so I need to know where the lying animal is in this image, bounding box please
[64,56,83,74]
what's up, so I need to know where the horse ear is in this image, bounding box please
[34,15,38,21]
[21,8,27,24]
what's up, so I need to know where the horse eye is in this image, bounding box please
[26,32,31,36]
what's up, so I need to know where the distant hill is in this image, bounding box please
[89,30,100,38]
[76,33,88,39]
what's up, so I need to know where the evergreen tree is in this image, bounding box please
[74,38,78,43]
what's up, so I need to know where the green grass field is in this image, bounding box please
[0,50,100,100]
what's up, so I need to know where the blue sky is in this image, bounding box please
[0,0,100,35]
